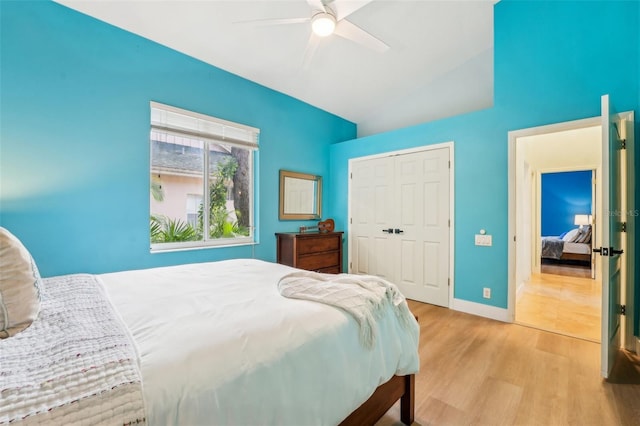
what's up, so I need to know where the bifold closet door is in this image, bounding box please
[351,156,396,281]
[350,147,450,307]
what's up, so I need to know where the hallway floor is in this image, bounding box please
[516,271,600,342]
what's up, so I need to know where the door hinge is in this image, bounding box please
[621,139,627,150]
[621,222,627,232]
[621,305,626,315]
[350,172,353,179]
[350,217,352,224]
[448,278,450,287]
[448,219,450,227]
[448,160,451,169]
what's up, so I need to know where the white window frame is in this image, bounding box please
[150,101,259,252]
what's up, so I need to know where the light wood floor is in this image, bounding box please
[516,271,600,342]
[377,300,640,426]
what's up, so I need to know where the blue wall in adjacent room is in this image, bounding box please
[541,171,593,236]
[0,1,356,277]
[327,0,639,312]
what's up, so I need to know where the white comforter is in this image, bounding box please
[100,259,420,426]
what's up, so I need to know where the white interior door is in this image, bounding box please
[350,157,395,280]
[395,148,450,306]
[350,146,451,307]
[598,94,626,379]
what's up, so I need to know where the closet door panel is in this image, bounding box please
[351,157,395,281]
[350,146,450,307]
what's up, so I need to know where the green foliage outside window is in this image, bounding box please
[150,156,250,243]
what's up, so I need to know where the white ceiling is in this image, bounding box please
[54,0,496,137]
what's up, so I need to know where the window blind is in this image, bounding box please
[150,101,259,149]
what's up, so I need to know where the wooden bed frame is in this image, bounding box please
[559,252,591,263]
[542,251,591,265]
[340,374,415,426]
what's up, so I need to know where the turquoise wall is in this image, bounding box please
[328,0,639,311]
[0,1,356,276]
[1,1,639,330]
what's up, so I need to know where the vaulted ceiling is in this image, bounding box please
[55,0,496,137]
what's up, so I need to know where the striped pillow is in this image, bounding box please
[574,226,592,244]
[0,227,42,338]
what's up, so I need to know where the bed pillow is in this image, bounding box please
[0,227,42,338]
[561,228,581,242]
[575,226,592,244]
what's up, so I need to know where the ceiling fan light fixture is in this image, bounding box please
[311,12,336,37]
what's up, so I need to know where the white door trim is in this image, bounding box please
[532,166,599,280]
[508,113,635,353]
[348,141,455,308]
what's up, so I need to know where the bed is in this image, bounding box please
[541,225,592,264]
[0,227,419,426]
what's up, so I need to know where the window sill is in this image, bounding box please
[150,238,256,254]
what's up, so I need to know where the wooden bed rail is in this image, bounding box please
[339,373,415,426]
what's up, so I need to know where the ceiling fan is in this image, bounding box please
[238,0,389,68]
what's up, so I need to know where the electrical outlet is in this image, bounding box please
[475,234,492,246]
[483,287,491,299]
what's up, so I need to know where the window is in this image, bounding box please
[149,102,259,251]
[185,194,202,227]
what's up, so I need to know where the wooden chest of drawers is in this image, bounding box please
[275,232,344,274]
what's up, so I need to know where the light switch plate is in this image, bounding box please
[475,234,492,246]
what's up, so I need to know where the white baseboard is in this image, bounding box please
[451,298,510,322]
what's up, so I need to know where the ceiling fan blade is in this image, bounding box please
[334,19,389,53]
[326,0,373,21]
[306,0,326,13]
[235,17,310,27]
[302,33,321,69]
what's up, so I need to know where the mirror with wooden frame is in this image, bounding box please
[279,170,322,220]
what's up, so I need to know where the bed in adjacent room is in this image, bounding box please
[540,226,592,264]
[0,227,419,425]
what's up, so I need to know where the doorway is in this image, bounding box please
[511,123,602,341]
[508,104,636,378]
[539,169,595,279]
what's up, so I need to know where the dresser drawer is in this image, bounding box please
[297,235,341,255]
[296,252,340,271]
[275,231,344,274]
[316,266,341,274]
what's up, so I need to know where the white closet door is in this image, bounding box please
[350,147,451,307]
[395,148,450,306]
[350,156,395,281]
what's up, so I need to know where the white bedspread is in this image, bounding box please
[99,259,420,426]
[0,274,146,425]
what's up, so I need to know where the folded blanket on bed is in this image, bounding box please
[278,271,415,349]
[541,236,565,259]
[0,274,146,425]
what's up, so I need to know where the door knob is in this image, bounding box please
[394,229,404,234]
[610,247,624,256]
